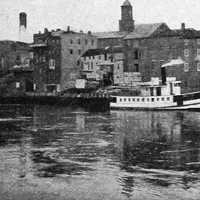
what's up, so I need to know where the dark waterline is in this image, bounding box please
[0,105,200,200]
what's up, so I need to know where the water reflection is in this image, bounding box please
[1,106,200,199]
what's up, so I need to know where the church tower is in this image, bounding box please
[119,0,135,32]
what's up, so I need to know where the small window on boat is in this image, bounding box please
[128,98,131,102]
[124,98,127,102]
[120,98,122,102]
[147,98,150,102]
[132,98,135,101]
[157,98,160,101]
[162,97,165,101]
[142,98,145,102]
[152,98,155,102]
[137,98,140,102]
[167,97,170,101]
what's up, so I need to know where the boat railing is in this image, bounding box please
[174,91,200,102]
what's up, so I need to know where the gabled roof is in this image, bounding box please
[125,23,167,39]
[172,28,200,39]
[93,31,127,39]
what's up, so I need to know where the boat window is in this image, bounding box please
[156,87,161,96]
[128,98,131,102]
[111,97,117,103]
[157,98,160,101]
[152,98,155,102]
[167,97,170,101]
[120,98,122,102]
[124,98,127,102]
[132,98,135,101]
[162,97,165,101]
[147,98,150,102]
[137,98,140,102]
[142,98,145,102]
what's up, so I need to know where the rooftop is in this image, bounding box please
[125,23,167,39]
[122,0,132,6]
[93,31,127,39]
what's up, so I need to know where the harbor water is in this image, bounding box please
[0,105,200,200]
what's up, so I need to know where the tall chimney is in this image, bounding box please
[19,12,27,29]
[19,12,29,42]
[161,67,166,85]
[181,23,185,30]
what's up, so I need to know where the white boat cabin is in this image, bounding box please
[111,77,182,108]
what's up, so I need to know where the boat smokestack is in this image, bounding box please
[161,67,166,85]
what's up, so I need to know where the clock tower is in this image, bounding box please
[119,0,135,32]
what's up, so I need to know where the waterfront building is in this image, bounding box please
[31,27,97,93]
[123,23,200,93]
[0,40,31,75]
[81,46,124,86]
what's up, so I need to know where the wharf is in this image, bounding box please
[0,93,111,111]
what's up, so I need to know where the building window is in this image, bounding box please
[184,39,189,46]
[78,39,81,44]
[70,49,73,55]
[49,59,55,70]
[70,39,73,44]
[197,49,200,56]
[91,62,93,70]
[105,54,107,61]
[184,49,189,57]
[127,40,131,46]
[134,50,139,59]
[197,39,200,45]
[134,64,139,72]
[184,63,189,72]
[42,56,46,62]
[16,82,20,88]
[77,60,80,66]
[91,40,94,46]
[197,62,200,71]
[99,55,101,60]
[85,39,88,45]
[78,49,81,55]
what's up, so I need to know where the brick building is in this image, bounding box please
[123,23,200,93]
[31,28,97,93]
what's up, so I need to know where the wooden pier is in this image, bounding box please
[0,93,111,111]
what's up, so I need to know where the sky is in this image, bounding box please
[0,0,200,42]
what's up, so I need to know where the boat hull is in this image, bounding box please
[110,96,200,110]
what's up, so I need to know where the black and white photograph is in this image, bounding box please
[0,0,200,199]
